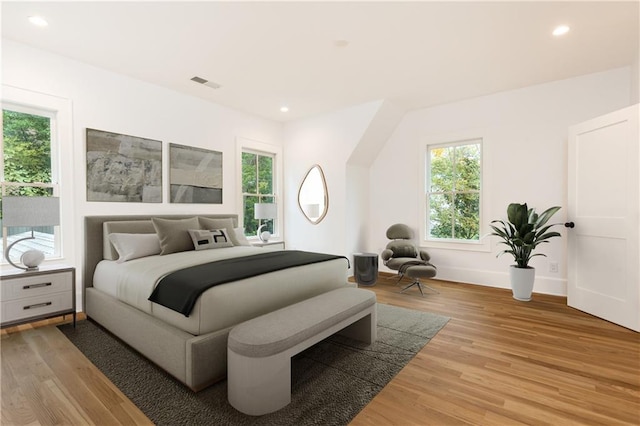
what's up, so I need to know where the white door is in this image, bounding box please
[567,104,639,331]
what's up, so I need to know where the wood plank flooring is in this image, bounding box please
[351,275,640,425]
[1,314,152,426]
[2,275,639,425]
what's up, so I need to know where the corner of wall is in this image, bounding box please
[631,55,639,104]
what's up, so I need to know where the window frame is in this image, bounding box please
[420,133,490,252]
[1,85,74,268]
[236,138,282,240]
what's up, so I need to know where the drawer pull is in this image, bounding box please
[23,282,52,290]
[23,302,52,310]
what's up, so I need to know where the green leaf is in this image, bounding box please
[492,203,562,268]
[535,206,561,227]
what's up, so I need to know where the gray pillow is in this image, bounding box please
[198,217,241,246]
[387,242,417,258]
[152,217,200,255]
[108,233,161,262]
[233,227,251,246]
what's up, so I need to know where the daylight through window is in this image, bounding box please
[426,139,481,241]
[1,106,60,261]
[241,150,276,236]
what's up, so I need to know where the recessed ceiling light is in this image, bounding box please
[28,16,49,27]
[552,25,570,36]
[280,106,289,113]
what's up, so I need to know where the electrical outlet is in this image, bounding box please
[549,261,559,273]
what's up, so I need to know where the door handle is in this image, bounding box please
[564,222,575,228]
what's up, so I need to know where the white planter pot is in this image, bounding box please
[509,266,535,301]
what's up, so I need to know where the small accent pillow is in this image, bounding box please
[389,244,417,258]
[233,227,251,246]
[198,217,241,246]
[108,233,161,263]
[188,229,234,250]
[152,217,200,255]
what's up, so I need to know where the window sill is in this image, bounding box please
[421,238,491,253]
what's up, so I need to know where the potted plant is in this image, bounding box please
[490,203,562,301]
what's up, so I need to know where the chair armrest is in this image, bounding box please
[381,249,394,262]
[419,250,431,262]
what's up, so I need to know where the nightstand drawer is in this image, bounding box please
[1,271,73,301]
[1,292,73,323]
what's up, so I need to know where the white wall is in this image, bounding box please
[369,67,633,296]
[282,101,382,263]
[2,40,283,295]
[632,53,639,104]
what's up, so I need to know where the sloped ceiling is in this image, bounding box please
[2,1,638,122]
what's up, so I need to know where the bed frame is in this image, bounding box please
[84,214,243,391]
[83,214,353,391]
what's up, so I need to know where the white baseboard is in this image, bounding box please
[431,265,567,297]
[379,265,567,296]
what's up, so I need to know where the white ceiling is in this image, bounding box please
[2,1,638,122]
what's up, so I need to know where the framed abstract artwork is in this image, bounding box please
[86,128,162,202]
[169,143,223,203]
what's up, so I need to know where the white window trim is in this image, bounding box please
[419,131,490,252]
[236,137,283,240]
[1,85,75,268]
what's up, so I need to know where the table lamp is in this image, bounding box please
[254,203,277,242]
[3,196,60,271]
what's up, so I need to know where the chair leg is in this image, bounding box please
[400,280,423,296]
[400,279,439,296]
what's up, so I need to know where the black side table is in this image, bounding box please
[353,253,378,286]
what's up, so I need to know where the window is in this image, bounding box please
[1,106,59,261]
[425,139,481,242]
[241,149,276,237]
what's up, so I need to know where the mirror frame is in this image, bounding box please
[297,164,329,225]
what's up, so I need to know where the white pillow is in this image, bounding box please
[234,227,251,246]
[188,229,234,250]
[109,233,161,263]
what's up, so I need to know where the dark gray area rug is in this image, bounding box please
[59,303,449,426]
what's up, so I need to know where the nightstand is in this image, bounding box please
[1,264,76,328]
[250,240,285,251]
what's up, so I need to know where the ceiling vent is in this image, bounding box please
[190,76,221,90]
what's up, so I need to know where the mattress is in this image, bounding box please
[93,246,350,335]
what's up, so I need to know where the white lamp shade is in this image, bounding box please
[2,196,60,227]
[254,203,277,220]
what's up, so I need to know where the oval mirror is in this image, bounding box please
[298,164,328,224]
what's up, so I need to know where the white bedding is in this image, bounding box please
[93,246,350,335]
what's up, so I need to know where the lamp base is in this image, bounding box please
[260,231,271,242]
[4,232,41,271]
[21,250,45,270]
[257,225,271,242]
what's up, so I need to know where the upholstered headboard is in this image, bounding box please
[83,214,238,290]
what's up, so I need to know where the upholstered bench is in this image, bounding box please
[227,287,377,416]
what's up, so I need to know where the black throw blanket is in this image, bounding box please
[148,250,348,316]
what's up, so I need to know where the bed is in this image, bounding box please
[83,214,351,391]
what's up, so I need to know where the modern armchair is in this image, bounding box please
[380,223,437,296]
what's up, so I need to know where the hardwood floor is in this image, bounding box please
[1,314,152,426]
[350,275,640,425]
[2,276,638,425]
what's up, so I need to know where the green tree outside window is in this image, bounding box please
[241,151,275,236]
[3,110,52,195]
[427,141,481,240]
[2,109,56,259]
